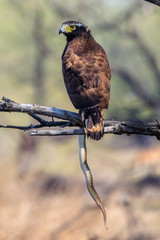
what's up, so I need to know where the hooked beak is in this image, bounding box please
[59,27,65,35]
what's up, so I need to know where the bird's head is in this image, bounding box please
[59,21,91,39]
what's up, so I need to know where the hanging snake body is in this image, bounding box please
[79,134,108,230]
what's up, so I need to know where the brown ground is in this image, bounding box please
[0,134,160,240]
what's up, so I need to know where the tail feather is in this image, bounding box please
[81,107,104,141]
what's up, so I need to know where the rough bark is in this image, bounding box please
[30,120,160,140]
[0,97,159,140]
[145,0,160,7]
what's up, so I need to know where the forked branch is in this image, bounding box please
[0,97,160,140]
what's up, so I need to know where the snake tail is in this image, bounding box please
[79,134,108,230]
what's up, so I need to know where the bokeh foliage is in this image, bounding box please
[0,0,159,121]
[0,2,160,239]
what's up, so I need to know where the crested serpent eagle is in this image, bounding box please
[59,21,111,140]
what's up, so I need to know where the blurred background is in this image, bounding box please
[0,0,160,239]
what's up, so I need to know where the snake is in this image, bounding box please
[79,134,108,230]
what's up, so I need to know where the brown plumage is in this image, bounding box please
[59,21,111,140]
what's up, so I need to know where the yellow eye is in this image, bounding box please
[63,25,76,33]
[70,26,76,31]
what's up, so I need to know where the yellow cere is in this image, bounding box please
[64,25,76,33]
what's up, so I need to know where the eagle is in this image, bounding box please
[59,21,111,140]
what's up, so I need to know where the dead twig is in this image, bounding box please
[0,97,159,140]
[0,97,82,126]
[30,120,160,140]
[144,0,160,7]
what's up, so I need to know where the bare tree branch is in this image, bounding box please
[30,120,160,140]
[144,0,160,7]
[0,97,82,126]
[0,121,73,131]
[0,97,159,140]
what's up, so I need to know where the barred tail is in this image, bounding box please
[81,107,104,141]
